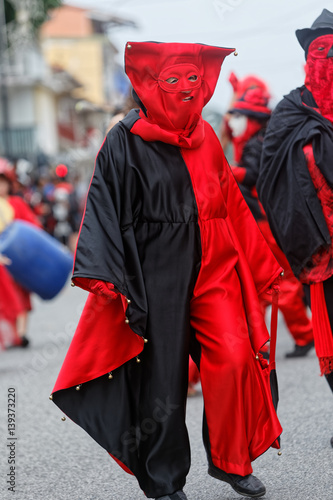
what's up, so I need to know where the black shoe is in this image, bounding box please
[20,335,30,347]
[208,465,266,498]
[285,340,314,358]
[7,335,30,349]
[156,491,187,500]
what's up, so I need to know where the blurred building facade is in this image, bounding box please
[0,3,134,165]
[0,40,81,158]
[40,5,128,109]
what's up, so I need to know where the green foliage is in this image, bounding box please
[4,0,63,33]
[4,1,16,24]
[32,0,64,32]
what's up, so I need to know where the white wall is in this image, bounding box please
[34,86,59,155]
[0,86,35,128]
[9,87,35,127]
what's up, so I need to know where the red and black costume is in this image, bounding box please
[258,10,333,395]
[228,84,313,354]
[51,42,282,498]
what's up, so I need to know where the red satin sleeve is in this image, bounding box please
[72,277,119,300]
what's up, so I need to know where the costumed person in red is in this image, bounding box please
[219,73,269,151]
[258,9,333,448]
[51,42,283,499]
[0,254,24,349]
[227,79,314,358]
[0,197,24,348]
[0,163,42,347]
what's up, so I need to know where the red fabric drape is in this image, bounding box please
[310,282,333,375]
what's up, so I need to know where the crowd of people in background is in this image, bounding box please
[0,155,87,349]
[5,158,86,251]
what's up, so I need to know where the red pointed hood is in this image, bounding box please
[125,41,235,135]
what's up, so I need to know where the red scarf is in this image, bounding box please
[131,110,206,149]
[310,282,333,375]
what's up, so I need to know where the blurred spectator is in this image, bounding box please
[51,164,77,247]
[0,198,23,349]
[0,160,42,347]
[220,72,270,153]
[0,254,25,349]
[28,163,84,251]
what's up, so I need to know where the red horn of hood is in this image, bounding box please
[125,41,235,133]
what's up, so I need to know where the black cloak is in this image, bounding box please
[257,85,333,277]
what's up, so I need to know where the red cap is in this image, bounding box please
[55,164,68,178]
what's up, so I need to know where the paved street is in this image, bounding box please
[0,282,332,500]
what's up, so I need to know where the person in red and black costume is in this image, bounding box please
[51,42,283,499]
[220,72,269,151]
[228,80,314,359]
[258,9,333,448]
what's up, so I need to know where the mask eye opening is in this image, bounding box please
[165,77,179,84]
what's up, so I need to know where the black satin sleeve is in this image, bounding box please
[73,123,148,337]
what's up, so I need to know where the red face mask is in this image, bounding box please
[125,42,234,134]
[305,34,333,122]
[157,63,204,130]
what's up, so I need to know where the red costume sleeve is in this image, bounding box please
[73,277,119,300]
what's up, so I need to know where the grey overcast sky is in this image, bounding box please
[65,0,331,112]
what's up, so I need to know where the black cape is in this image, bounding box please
[257,86,333,277]
[73,109,201,338]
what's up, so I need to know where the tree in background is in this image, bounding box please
[4,0,62,35]
[0,0,63,157]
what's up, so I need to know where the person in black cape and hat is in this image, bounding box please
[258,8,333,448]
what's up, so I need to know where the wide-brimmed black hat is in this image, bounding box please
[296,9,333,57]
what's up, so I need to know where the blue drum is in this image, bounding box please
[0,221,73,300]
